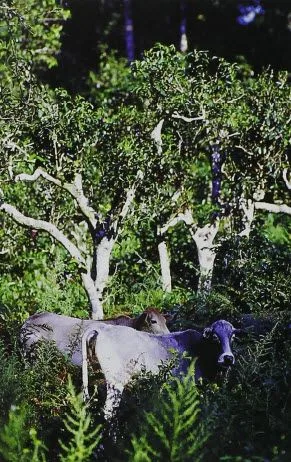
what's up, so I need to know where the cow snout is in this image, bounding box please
[218,354,234,367]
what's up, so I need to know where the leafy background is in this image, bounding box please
[0,1,290,460]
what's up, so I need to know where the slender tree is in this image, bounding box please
[180,0,188,52]
[124,0,135,62]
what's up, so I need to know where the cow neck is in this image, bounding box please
[196,337,221,380]
[171,329,202,353]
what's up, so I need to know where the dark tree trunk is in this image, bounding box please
[124,0,135,62]
[211,143,225,205]
[180,0,188,52]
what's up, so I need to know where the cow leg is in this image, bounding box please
[104,382,124,421]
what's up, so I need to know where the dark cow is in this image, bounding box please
[20,309,169,364]
[82,319,240,419]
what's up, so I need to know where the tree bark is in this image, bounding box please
[157,210,191,293]
[189,221,219,294]
[254,201,291,215]
[157,239,172,292]
[283,168,291,190]
[180,0,188,52]
[239,198,255,237]
[81,272,103,320]
[94,235,115,319]
[124,0,135,63]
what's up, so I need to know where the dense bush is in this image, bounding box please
[202,326,291,460]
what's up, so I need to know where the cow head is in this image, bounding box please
[203,320,242,369]
[135,308,170,334]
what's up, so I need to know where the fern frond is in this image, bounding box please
[129,363,207,462]
[58,377,102,462]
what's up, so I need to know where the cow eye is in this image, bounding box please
[212,334,220,343]
[150,319,157,324]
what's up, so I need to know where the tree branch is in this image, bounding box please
[234,145,254,157]
[172,111,205,122]
[15,168,97,228]
[283,168,291,190]
[0,201,86,266]
[111,170,144,236]
[159,208,194,236]
[254,201,291,215]
[120,170,144,220]
[151,119,164,155]
[239,198,255,237]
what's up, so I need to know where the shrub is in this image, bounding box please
[59,377,102,462]
[129,364,207,462]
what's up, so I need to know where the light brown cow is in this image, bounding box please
[20,308,169,365]
[104,307,170,334]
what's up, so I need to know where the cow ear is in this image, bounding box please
[164,311,179,322]
[203,327,213,339]
[163,313,174,322]
[135,311,147,329]
[145,313,150,323]
[141,312,150,324]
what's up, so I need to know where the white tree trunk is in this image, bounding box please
[2,167,142,320]
[158,240,172,292]
[94,236,115,319]
[0,200,105,319]
[81,272,104,320]
[239,198,255,238]
[190,222,219,293]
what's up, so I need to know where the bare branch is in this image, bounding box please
[72,174,97,227]
[151,119,164,155]
[16,167,61,186]
[4,139,30,156]
[159,208,194,236]
[219,131,240,139]
[283,168,291,190]
[119,170,144,222]
[159,216,184,236]
[171,189,182,205]
[0,201,86,266]
[234,145,254,156]
[110,170,144,237]
[8,156,13,180]
[15,168,97,227]
[172,111,204,122]
[254,201,291,215]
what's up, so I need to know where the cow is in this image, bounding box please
[19,308,170,364]
[104,307,170,334]
[81,319,241,419]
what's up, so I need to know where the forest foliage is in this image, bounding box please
[0,1,290,460]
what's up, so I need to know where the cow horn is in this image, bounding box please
[203,327,213,338]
